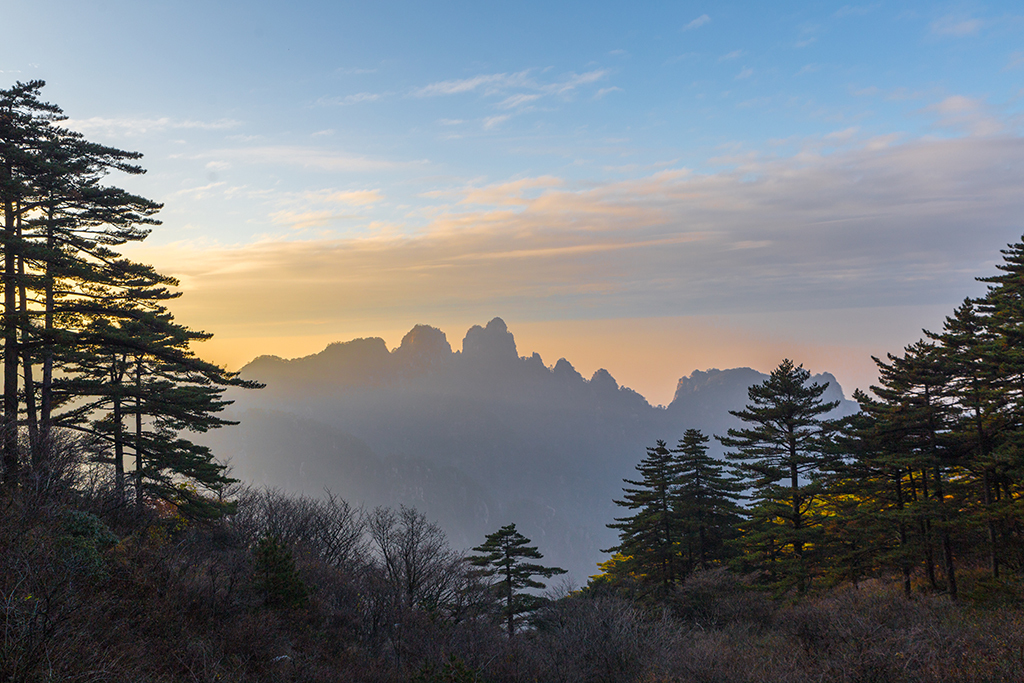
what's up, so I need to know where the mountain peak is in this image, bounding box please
[462,316,518,362]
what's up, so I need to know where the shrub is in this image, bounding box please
[254,534,310,609]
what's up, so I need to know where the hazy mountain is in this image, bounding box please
[206,317,858,581]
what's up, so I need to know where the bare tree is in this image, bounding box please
[367,505,463,613]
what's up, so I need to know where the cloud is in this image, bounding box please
[169,181,229,200]
[482,115,511,130]
[923,95,1005,137]
[317,92,382,106]
[719,50,743,62]
[413,72,531,97]
[413,69,609,100]
[268,209,357,230]
[145,135,1024,337]
[460,176,564,206]
[824,126,860,142]
[66,116,241,137]
[497,94,541,109]
[684,14,711,31]
[301,189,384,206]
[546,70,609,94]
[1007,52,1024,70]
[262,189,384,230]
[736,67,754,80]
[595,87,622,99]
[190,146,426,172]
[930,15,983,36]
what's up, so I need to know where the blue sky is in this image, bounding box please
[3,1,1024,403]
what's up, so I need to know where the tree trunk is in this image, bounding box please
[895,473,911,597]
[933,465,957,600]
[16,210,39,469]
[2,182,20,486]
[983,468,999,578]
[39,209,54,457]
[135,358,144,508]
[111,355,125,503]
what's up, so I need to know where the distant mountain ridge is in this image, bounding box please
[207,317,857,580]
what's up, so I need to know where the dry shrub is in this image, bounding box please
[529,595,681,683]
[672,567,772,630]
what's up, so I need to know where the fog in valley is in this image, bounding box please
[205,317,856,580]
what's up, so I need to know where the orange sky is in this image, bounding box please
[170,302,950,407]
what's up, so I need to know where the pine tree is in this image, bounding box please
[1,81,161,484]
[0,81,257,510]
[605,440,684,593]
[254,535,309,609]
[718,359,838,593]
[673,429,744,573]
[470,523,566,637]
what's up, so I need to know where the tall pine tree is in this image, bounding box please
[718,359,838,593]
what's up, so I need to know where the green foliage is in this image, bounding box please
[471,522,566,636]
[719,359,839,594]
[253,535,309,609]
[604,431,744,596]
[675,429,745,574]
[605,440,684,593]
[58,509,118,579]
[0,80,258,508]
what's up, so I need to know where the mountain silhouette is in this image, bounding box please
[207,317,858,580]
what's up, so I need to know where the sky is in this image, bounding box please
[3,1,1024,405]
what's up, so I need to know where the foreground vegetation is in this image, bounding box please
[4,467,1024,683]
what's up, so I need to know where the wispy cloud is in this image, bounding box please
[930,15,983,37]
[595,87,622,99]
[497,94,541,109]
[413,72,531,97]
[460,176,564,206]
[268,209,358,230]
[263,189,384,230]
[169,181,230,200]
[736,67,754,80]
[66,116,241,137]
[413,69,609,100]
[301,189,384,206]
[719,50,744,62]
[482,115,511,130]
[410,68,611,130]
[684,14,711,31]
[923,95,1004,136]
[317,92,382,106]
[1007,52,1024,70]
[190,146,426,172]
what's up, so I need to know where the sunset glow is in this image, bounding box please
[7,0,1023,402]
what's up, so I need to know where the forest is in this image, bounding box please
[3,81,1024,682]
